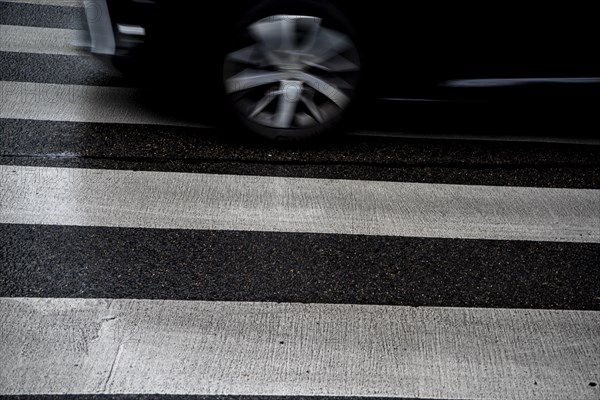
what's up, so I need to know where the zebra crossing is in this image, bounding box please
[0,80,206,126]
[1,1,599,399]
[0,24,85,55]
[2,165,599,242]
[2,298,599,398]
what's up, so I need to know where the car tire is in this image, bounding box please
[222,0,361,141]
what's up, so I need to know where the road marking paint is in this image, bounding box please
[0,24,85,55]
[0,81,205,127]
[1,165,598,242]
[1,297,598,398]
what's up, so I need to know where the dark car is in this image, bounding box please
[84,0,600,140]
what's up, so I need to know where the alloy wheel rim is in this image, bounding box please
[224,15,360,129]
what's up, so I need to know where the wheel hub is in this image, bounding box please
[223,14,360,130]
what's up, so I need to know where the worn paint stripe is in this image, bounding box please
[0,81,205,127]
[0,165,598,242]
[0,297,598,398]
[0,25,85,55]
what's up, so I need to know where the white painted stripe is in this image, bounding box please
[0,81,205,127]
[0,25,85,55]
[1,166,598,242]
[1,297,598,398]
[0,0,82,6]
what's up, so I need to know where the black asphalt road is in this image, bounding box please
[1,119,599,188]
[1,224,599,310]
[0,51,128,86]
[0,1,85,29]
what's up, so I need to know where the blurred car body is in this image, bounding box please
[84,0,600,140]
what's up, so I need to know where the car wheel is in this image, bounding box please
[223,1,360,141]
